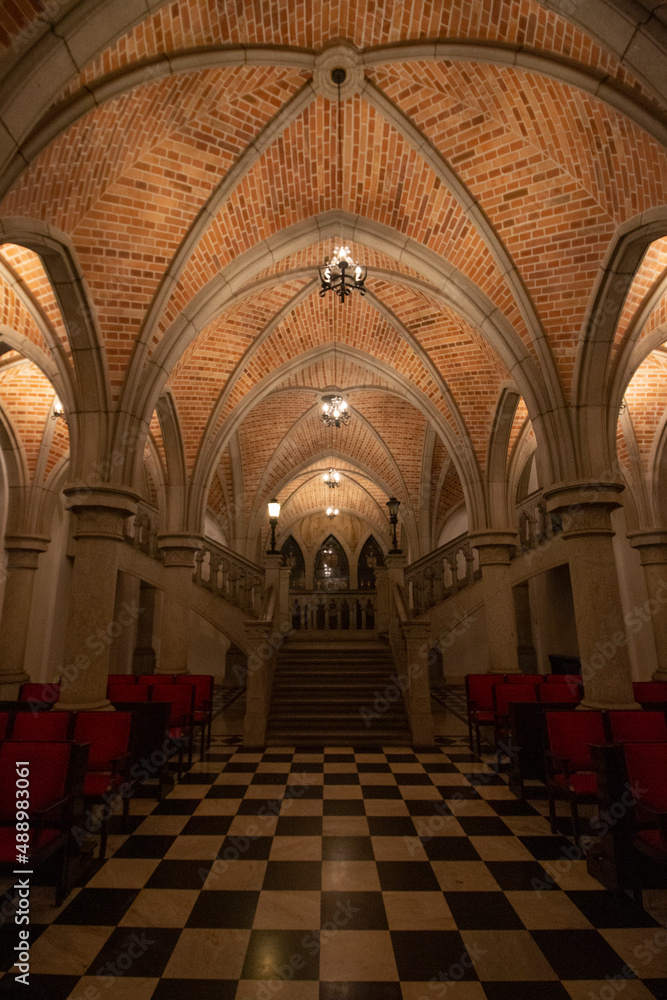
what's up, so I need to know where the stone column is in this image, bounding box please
[243,620,277,748]
[57,488,138,711]
[156,534,202,675]
[469,530,520,675]
[627,531,667,680]
[402,619,436,749]
[132,581,157,675]
[0,535,49,699]
[544,483,637,709]
[375,565,390,633]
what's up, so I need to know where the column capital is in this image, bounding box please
[627,531,667,566]
[544,481,624,537]
[64,486,139,540]
[3,535,50,569]
[469,530,517,565]
[157,533,203,568]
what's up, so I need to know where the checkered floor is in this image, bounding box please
[3,733,667,1000]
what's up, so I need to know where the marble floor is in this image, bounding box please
[1,691,667,1000]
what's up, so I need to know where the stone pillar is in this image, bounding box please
[57,488,138,710]
[0,535,49,698]
[108,572,141,675]
[132,581,157,675]
[627,531,667,681]
[544,483,637,709]
[277,565,292,631]
[242,620,277,748]
[375,565,390,633]
[402,619,436,749]
[469,530,520,675]
[157,534,201,676]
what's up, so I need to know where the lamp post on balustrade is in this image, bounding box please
[386,497,402,554]
[266,499,281,554]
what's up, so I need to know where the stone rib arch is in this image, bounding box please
[6,28,667,208]
[192,344,484,537]
[610,273,667,415]
[246,405,417,551]
[154,392,188,534]
[651,412,667,525]
[574,207,667,479]
[486,385,522,530]
[121,211,566,486]
[0,217,111,485]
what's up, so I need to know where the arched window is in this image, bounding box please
[357,535,385,590]
[281,535,305,590]
[314,535,349,591]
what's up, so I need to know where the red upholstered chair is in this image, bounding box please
[11,711,72,741]
[18,682,60,705]
[72,711,132,859]
[546,674,582,687]
[175,674,214,755]
[465,674,503,754]
[633,682,667,705]
[108,683,149,703]
[538,683,583,704]
[139,675,173,685]
[506,675,544,684]
[0,712,8,740]
[150,683,195,779]
[492,682,537,751]
[608,710,667,745]
[0,740,89,904]
[108,674,136,686]
[545,710,606,844]
[623,742,667,863]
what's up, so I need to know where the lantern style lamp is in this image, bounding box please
[386,496,402,553]
[267,499,281,554]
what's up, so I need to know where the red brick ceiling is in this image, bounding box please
[0,0,666,549]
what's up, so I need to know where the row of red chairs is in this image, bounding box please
[0,711,133,864]
[0,740,88,905]
[545,709,667,845]
[465,673,583,753]
[107,674,214,758]
[18,673,214,759]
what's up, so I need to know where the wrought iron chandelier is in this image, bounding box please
[323,467,340,488]
[326,505,339,520]
[321,394,350,428]
[319,246,367,302]
[318,67,366,303]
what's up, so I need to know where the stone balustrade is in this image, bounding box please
[405,534,479,616]
[290,591,377,631]
[124,504,265,618]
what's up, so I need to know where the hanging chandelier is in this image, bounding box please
[318,67,367,303]
[323,467,341,488]
[326,506,339,519]
[321,394,350,428]
[319,246,367,302]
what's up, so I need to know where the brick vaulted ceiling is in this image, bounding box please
[0,0,667,558]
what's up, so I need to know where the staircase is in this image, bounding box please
[266,638,411,746]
